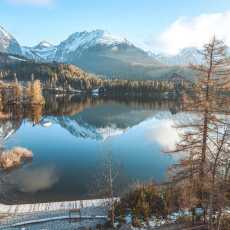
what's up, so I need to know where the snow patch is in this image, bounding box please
[9,55,26,62]
[35,41,54,48]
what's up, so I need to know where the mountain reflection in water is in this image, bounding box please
[0,94,182,204]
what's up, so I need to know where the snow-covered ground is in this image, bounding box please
[0,198,109,215]
[4,219,106,230]
[0,199,110,229]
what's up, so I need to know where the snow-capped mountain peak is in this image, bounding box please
[90,29,130,46]
[58,29,131,53]
[34,41,54,49]
[0,25,21,55]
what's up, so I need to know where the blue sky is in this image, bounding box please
[1,0,230,53]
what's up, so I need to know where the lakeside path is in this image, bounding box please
[0,198,109,215]
[0,199,111,228]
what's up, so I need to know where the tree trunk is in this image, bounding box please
[109,160,115,227]
[208,186,214,230]
[217,209,223,230]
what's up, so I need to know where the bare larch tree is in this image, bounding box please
[170,37,230,228]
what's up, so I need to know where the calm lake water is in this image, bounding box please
[0,95,182,204]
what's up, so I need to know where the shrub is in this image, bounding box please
[219,215,230,230]
[115,183,166,222]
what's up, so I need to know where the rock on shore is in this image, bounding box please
[0,147,33,169]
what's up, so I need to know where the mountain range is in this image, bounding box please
[149,47,203,66]
[0,25,203,80]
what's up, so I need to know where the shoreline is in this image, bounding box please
[0,198,112,215]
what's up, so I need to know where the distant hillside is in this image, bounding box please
[0,51,195,83]
[0,52,97,83]
[0,52,185,97]
[0,52,29,67]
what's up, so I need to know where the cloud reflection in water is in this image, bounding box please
[145,118,180,151]
[7,165,59,193]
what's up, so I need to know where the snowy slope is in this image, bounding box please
[55,30,131,61]
[0,26,21,55]
[22,41,57,62]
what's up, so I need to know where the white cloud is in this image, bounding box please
[6,0,54,6]
[151,11,230,55]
